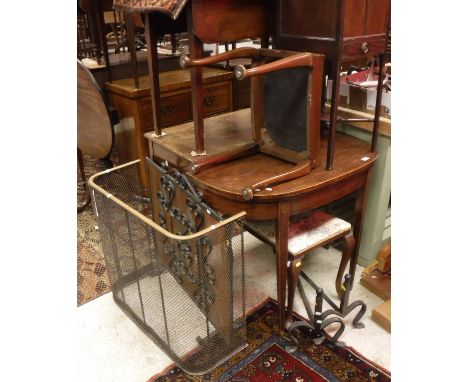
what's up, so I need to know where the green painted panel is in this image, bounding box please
[338,123,391,267]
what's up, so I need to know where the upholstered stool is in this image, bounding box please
[244,210,355,326]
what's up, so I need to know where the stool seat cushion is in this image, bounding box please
[245,210,352,257]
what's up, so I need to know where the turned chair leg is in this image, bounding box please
[285,257,305,328]
[335,233,355,297]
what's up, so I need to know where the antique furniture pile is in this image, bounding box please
[87,0,390,374]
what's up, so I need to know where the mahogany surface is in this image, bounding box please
[146,109,253,171]
[105,67,233,99]
[192,134,376,204]
[146,108,376,204]
[191,0,274,43]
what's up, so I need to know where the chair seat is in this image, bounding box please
[245,210,351,257]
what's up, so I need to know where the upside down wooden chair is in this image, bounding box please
[182,48,324,200]
[77,59,118,212]
[177,1,324,201]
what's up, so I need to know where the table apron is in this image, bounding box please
[200,170,368,220]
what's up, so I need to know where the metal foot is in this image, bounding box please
[285,271,367,349]
[338,274,367,329]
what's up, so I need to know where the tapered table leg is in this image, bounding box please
[275,201,291,331]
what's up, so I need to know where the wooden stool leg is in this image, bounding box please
[335,233,355,297]
[285,257,304,328]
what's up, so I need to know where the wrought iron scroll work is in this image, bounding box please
[155,161,222,235]
[194,236,215,312]
[154,160,221,313]
[287,273,366,351]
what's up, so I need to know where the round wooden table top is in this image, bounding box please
[192,133,377,201]
[145,109,378,219]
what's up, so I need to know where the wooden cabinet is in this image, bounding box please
[275,0,390,170]
[105,67,233,188]
[276,0,389,60]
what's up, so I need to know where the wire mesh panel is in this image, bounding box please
[88,160,246,374]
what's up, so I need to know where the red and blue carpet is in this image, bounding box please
[148,298,390,382]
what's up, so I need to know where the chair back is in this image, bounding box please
[242,50,323,167]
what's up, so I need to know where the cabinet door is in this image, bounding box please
[343,0,389,37]
[365,0,390,35]
[343,0,367,37]
[279,0,339,39]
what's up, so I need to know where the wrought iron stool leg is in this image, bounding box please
[310,288,329,344]
[338,274,366,329]
[320,316,346,346]
[286,283,346,351]
[285,268,367,349]
[310,287,346,345]
[285,278,317,353]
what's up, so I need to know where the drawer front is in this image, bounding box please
[342,35,387,60]
[141,92,192,130]
[202,82,231,116]
[141,81,232,130]
[160,92,192,127]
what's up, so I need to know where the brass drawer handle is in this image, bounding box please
[361,42,369,54]
[204,96,215,106]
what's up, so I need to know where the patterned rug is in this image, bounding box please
[77,154,113,306]
[77,205,111,306]
[148,298,391,382]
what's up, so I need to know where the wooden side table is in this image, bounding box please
[105,67,233,189]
